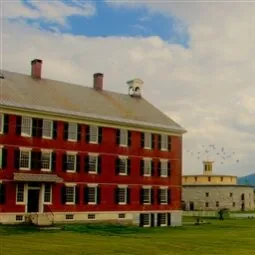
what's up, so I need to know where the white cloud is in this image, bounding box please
[2,1,255,177]
[2,0,96,27]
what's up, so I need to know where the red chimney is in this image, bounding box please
[31,59,43,79]
[93,73,103,90]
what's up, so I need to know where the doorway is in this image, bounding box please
[189,202,194,211]
[27,189,40,213]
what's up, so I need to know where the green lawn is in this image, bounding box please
[1,218,255,255]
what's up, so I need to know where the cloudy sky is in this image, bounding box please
[1,0,255,177]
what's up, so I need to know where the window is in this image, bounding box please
[143,159,152,176]
[194,177,197,181]
[20,150,31,170]
[117,186,127,204]
[89,125,98,143]
[208,177,211,182]
[159,213,167,226]
[16,184,25,203]
[205,202,209,207]
[159,188,168,204]
[0,147,2,169]
[44,184,52,203]
[68,122,77,141]
[66,186,75,204]
[42,119,53,139]
[66,154,76,172]
[160,160,168,177]
[118,213,126,219]
[221,177,223,182]
[216,201,219,207]
[161,135,168,150]
[205,192,209,197]
[230,192,233,197]
[120,129,128,146]
[87,186,97,204]
[16,215,23,221]
[0,114,3,134]
[88,155,98,173]
[143,188,151,204]
[142,214,151,227]
[144,132,152,149]
[21,116,32,136]
[41,151,51,171]
[88,214,96,220]
[118,157,128,175]
[66,214,74,220]
[233,202,236,207]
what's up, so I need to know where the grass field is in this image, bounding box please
[1,218,255,255]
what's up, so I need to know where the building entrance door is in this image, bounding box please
[27,189,40,213]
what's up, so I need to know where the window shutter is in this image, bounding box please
[51,152,56,171]
[167,213,171,226]
[157,189,161,204]
[31,151,39,170]
[140,188,144,204]
[37,151,42,169]
[61,186,66,204]
[3,114,9,134]
[14,149,20,169]
[15,116,22,135]
[76,154,80,172]
[0,184,6,204]
[32,118,37,137]
[115,187,119,204]
[2,148,8,169]
[168,189,171,204]
[75,186,80,204]
[116,129,120,145]
[84,155,89,172]
[53,121,58,139]
[37,119,43,138]
[141,133,144,148]
[98,127,103,144]
[127,188,130,204]
[158,135,161,150]
[83,186,88,204]
[85,126,90,143]
[128,131,132,146]
[157,214,161,226]
[97,156,101,174]
[77,124,81,141]
[150,160,154,176]
[115,158,120,175]
[140,159,144,176]
[127,159,131,175]
[151,134,155,149]
[151,189,154,204]
[168,136,171,151]
[97,187,101,204]
[168,161,171,176]
[62,154,67,172]
[63,122,68,140]
[150,214,155,227]
[139,214,144,227]
[158,161,161,176]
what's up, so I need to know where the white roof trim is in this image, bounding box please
[0,100,187,134]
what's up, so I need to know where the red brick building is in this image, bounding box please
[0,59,186,227]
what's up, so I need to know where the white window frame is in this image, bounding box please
[66,152,77,173]
[16,183,25,204]
[143,213,151,227]
[144,132,152,149]
[0,146,3,169]
[88,153,98,174]
[43,183,52,204]
[21,116,32,137]
[0,114,3,134]
[118,156,128,176]
[143,158,152,176]
[161,134,168,151]
[118,185,127,205]
[65,183,76,205]
[87,184,98,205]
[120,129,128,147]
[159,187,168,205]
[89,125,98,144]
[42,119,53,139]
[160,159,168,177]
[143,186,151,204]
[68,122,78,141]
[19,148,32,170]
[41,149,52,172]
[159,213,167,226]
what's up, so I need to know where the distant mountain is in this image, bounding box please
[238,174,255,187]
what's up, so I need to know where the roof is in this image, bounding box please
[0,70,186,134]
[13,172,63,183]
[183,174,237,178]
[183,184,254,188]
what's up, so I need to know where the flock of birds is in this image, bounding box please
[184,144,240,166]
